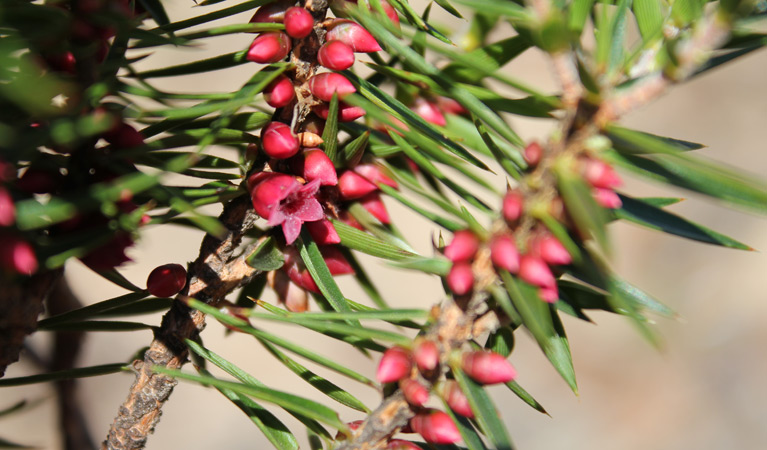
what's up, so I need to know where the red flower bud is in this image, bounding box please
[0,236,37,275]
[326,19,382,52]
[444,230,479,263]
[270,270,309,312]
[264,75,295,108]
[461,350,517,385]
[249,1,290,24]
[354,164,398,189]
[537,234,571,266]
[301,148,338,186]
[284,7,314,38]
[338,170,378,200]
[308,72,356,102]
[524,141,543,166]
[45,51,76,75]
[306,219,341,245]
[442,380,473,418]
[359,192,390,224]
[436,96,466,115]
[502,190,524,224]
[447,262,474,295]
[146,263,187,298]
[386,440,421,450]
[518,254,556,289]
[412,98,446,127]
[413,339,439,372]
[593,187,622,209]
[584,159,622,189]
[261,121,299,159]
[377,346,412,383]
[400,378,429,407]
[490,235,520,273]
[313,102,366,122]
[320,245,354,275]
[79,232,134,271]
[410,410,461,444]
[247,32,291,64]
[538,285,559,303]
[104,122,144,149]
[0,187,15,226]
[318,40,355,70]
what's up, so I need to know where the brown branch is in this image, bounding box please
[102,195,260,450]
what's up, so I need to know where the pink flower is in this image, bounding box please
[249,173,324,245]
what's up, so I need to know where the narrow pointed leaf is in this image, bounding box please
[37,321,155,332]
[452,367,514,450]
[296,231,354,317]
[247,236,286,271]
[331,219,417,261]
[555,162,610,253]
[504,381,548,415]
[441,405,489,450]
[0,364,129,387]
[37,292,149,328]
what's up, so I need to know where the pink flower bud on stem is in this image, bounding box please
[593,187,622,209]
[306,219,341,245]
[308,72,356,102]
[313,102,366,122]
[146,263,187,297]
[538,285,559,303]
[377,346,412,383]
[412,98,447,127]
[269,270,309,312]
[410,410,461,444]
[386,440,421,450]
[298,148,338,186]
[447,262,474,296]
[249,1,291,24]
[318,40,355,70]
[442,380,473,418]
[444,230,479,263]
[354,164,398,189]
[518,254,556,289]
[413,339,439,372]
[247,32,291,64]
[490,235,520,273]
[584,158,622,189]
[502,190,524,224]
[338,170,378,200]
[461,350,517,385]
[359,192,390,224]
[264,75,295,108]
[283,7,314,38]
[400,378,429,406]
[537,234,572,266]
[261,121,299,159]
[0,236,38,275]
[0,187,15,226]
[326,19,382,52]
[524,141,543,166]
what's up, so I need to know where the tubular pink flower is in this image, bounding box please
[447,262,474,295]
[306,219,341,245]
[413,339,439,372]
[308,72,356,102]
[412,98,446,127]
[359,192,390,224]
[326,19,381,52]
[518,254,556,289]
[247,32,291,64]
[0,236,38,275]
[261,121,299,159]
[502,189,524,224]
[377,346,412,383]
[490,235,520,273]
[442,380,473,418]
[146,263,187,298]
[284,7,314,38]
[264,75,296,108]
[444,230,479,263]
[318,40,355,70]
[0,187,15,226]
[249,173,323,245]
[410,410,461,444]
[461,350,517,385]
[400,378,429,407]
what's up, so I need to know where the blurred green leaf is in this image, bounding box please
[442,36,531,84]
[555,160,610,253]
[138,0,171,26]
[441,405,489,450]
[633,0,665,43]
[505,380,548,415]
[158,0,273,32]
[247,237,285,271]
[296,231,354,317]
[37,321,155,332]
[134,50,250,78]
[0,364,129,387]
[332,219,418,261]
[37,292,149,328]
[321,94,340,165]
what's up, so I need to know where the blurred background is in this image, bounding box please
[2,1,766,449]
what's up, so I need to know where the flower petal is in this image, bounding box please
[282,216,303,245]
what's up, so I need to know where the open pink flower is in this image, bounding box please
[249,173,324,244]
